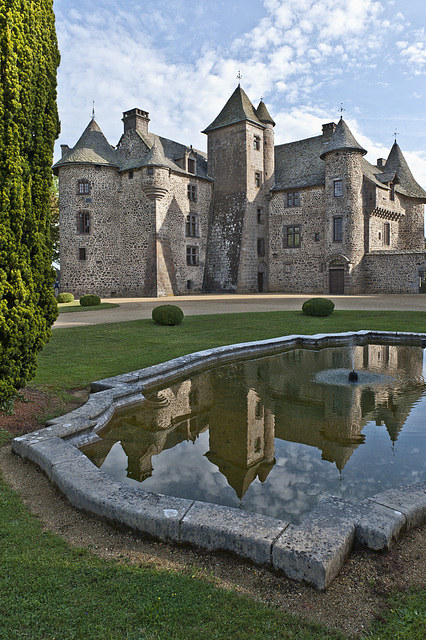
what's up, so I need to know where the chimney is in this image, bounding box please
[377,158,386,168]
[60,144,70,157]
[122,108,150,135]
[322,122,336,141]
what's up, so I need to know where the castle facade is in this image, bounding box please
[54,86,426,297]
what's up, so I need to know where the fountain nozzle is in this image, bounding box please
[348,369,358,382]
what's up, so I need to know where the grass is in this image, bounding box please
[57,301,119,313]
[1,307,425,638]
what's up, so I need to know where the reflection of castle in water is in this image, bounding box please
[81,344,425,499]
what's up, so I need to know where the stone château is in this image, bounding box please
[53,85,426,297]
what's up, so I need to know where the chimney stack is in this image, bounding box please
[122,108,150,135]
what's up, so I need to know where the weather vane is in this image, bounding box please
[339,103,345,118]
[393,128,399,143]
[237,70,242,83]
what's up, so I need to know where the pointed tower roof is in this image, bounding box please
[382,141,426,199]
[53,119,119,172]
[255,100,275,126]
[203,85,263,133]
[320,118,367,159]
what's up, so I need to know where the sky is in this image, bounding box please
[53,0,426,186]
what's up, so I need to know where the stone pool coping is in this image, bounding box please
[12,330,426,590]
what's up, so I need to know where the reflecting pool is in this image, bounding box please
[80,343,426,523]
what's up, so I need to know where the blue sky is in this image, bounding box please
[53,0,426,185]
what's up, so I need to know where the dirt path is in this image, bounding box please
[0,442,424,638]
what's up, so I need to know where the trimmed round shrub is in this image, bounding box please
[152,304,184,326]
[302,298,335,317]
[56,292,74,303]
[80,294,101,307]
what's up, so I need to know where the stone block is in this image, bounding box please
[368,483,426,528]
[181,501,289,565]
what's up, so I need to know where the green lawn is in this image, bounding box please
[57,301,119,313]
[0,308,425,639]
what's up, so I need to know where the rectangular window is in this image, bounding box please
[147,167,154,175]
[255,171,262,187]
[79,247,86,261]
[284,225,301,248]
[314,232,320,242]
[333,216,343,242]
[187,158,196,174]
[257,238,265,256]
[185,214,199,237]
[286,192,300,207]
[334,180,343,197]
[128,171,134,179]
[77,211,90,234]
[257,208,264,224]
[384,222,390,246]
[78,181,90,195]
[186,246,199,266]
[254,135,261,150]
[187,184,197,201]
[390,183,395,201]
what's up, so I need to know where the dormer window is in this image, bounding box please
[187,158,196,174]
[77,180,90,195]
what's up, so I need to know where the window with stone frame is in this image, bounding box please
[186,213,199,237]
[186,246,199,266]
[384,222,390,246]
[187,158,196,174]
[257,237,265,256]
[333,216,343,242]
[147,166,154,175]
[254,135,261,150]
[334,179,343,197]
[77,211,90,234]
[286,192,300,207]
[284,225,301,248]
[255,171,262,187]
[389,182,395,201]
[257,208,264,224]
[79,247,86,261]
[77,180,90,195]
[187,184,197,201]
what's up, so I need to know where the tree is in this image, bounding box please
[0,0,60,405]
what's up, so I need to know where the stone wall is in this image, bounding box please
[363,251,426,293]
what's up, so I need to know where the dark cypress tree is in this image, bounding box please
[0,0,60,405]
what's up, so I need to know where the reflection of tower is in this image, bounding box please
[206,387,275,499]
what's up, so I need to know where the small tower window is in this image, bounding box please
[147,166,154,175]
[187,184,197,201]
[384,222,390,246]
[79,247,86,261]
[257,238,265,256]
[333,216,343,242]
[334,179,343,197]
[254,135,261,150]
[255,171,262,187]
[257,208,264,224]
[186,246,199,266]
[77,211,90,234]
[390,182,395,201]
[128,171,134,179]
[186,214,199,237]
[77,180,90,195]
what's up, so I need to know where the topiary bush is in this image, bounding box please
[80,294,101,307]
[302,298,335,317]
[56,292,74,303]
[152,305,184,326]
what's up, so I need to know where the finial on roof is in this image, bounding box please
[237,70,242,85]
[394,128,399,143]
[91,101,95,121]
[339,103,345,119]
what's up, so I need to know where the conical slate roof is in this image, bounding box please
[53,119,119,171]
[255,100,275,126]
[383,141,426,199]
[320,118,367,159]
[203,85,263,133]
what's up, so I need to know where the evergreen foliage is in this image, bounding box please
[56,292,74,303]
[0,1,60,403]
[152,305,184,326]
[302,298,335,317]
[80,294,101,307]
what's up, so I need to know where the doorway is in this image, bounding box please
[329,268,344,294]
